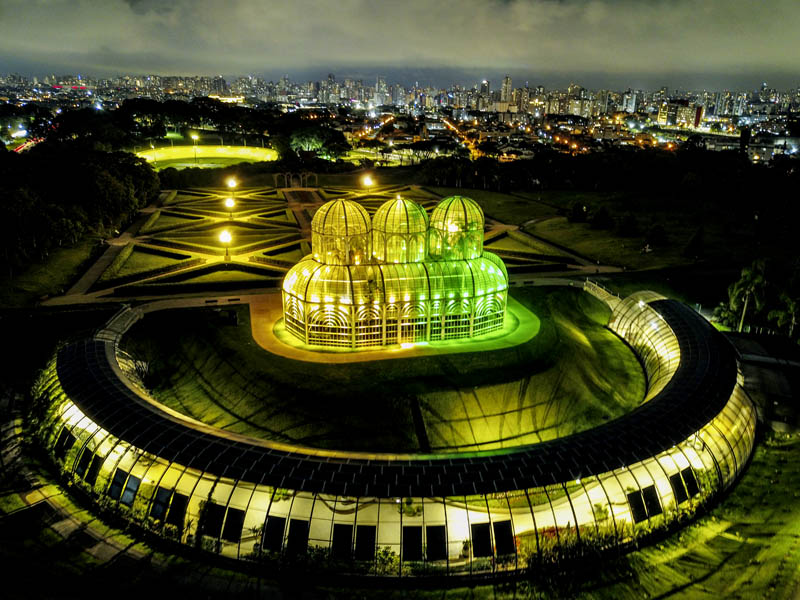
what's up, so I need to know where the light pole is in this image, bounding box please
[191,133,199,164]
[150,142,157,168]
[224,197,235,219]
[362,174,374,194]
[227,177,237,199]
[219,229,232,261]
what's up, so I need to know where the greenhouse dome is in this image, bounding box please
[311,199,371,265]
[283,195,508,349]
[428,195,485,260]
[371,196,429,263]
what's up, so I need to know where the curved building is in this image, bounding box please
[34,287,757,577]
[282,195,508,349]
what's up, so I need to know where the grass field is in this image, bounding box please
[429,187,556,225]
[121,286,645,453]
[0,236,103,306]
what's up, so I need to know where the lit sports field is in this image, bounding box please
[136,145,278,170]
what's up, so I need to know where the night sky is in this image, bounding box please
[1,0,799,89]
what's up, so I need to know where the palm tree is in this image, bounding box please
[768,293,800,338]
[729,260,767,332]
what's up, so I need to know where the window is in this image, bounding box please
[286,519,309,555]
[222,508,245,543]
[166,493,188,528]
[199,502,225,539]
[425,525,447,561]
[669,473,689,505]
[54,427,75,461]
[682,467,701,497]
[627,484,663,523]
[642,485,663,517]
[354,525,376,561]
[493,520,515,556]
[75,447,92,478]
[470,522,493,558]
[85,455,103,487]
[263,516,286,552]
[331,523,353,559]
[150,487,173,521]
[402,526,422,562]
[108,468,128,501]
[120,474,141,507]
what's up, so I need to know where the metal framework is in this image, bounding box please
[283,196,508,348]
[35,289,757,576]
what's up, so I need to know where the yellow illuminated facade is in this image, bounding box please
[34,287,757,576]
[282,196,509,348]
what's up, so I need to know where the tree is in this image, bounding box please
[768,293,800,338]
[729,259,767,332]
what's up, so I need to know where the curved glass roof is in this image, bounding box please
[50,298,741,497]
[311,199,371,237]
[372,197,429,234]
[429,195,484,233]
[283,254,508,305]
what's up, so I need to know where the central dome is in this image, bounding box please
[372,196,428,263]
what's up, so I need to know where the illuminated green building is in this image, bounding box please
[282,195,509,348]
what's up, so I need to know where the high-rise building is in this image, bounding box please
[480,80,490,96]
[501,75,512,103]
[622,90,637,113]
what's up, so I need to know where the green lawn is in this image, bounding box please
[525,216,695,270]
[121,286,645,453]
[429,187,556,224]
[0,236,102,306]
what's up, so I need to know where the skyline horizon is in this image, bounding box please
[4,66,797,94]
[2,0,799,94]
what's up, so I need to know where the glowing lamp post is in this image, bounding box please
[224,197,235,219]
[191,133,199,164]
[362,174,374,194]
[227,177,237,199]
[219,229,232,261]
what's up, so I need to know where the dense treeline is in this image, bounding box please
[0,143,160,277]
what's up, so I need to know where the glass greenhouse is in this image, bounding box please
[283,196,508,348]
[34,286,756,577]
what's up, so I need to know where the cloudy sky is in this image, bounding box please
[1,0,798,89]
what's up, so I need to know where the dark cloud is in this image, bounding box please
[1,0,798,88]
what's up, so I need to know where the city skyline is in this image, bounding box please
[1,0,799,90]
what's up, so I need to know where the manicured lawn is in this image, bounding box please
[121,286,645,453]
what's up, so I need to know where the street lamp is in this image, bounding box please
[191,133,199,164]
[362,174,374,194]
[224,197,235,219]
[219,229,232,261]
[227,177,237,199]
[150,142,157,168]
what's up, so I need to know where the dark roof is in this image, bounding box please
[56,299,737,498]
